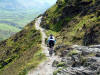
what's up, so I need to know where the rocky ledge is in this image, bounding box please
[52,45,100,75]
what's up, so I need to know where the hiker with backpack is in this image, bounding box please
[47,34,56,56]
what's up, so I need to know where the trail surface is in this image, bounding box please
[27,17,59,75]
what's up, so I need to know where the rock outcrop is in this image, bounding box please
[52,45,100,75]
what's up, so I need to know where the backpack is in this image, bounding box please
[50,36,53,39]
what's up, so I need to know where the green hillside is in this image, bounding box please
[0,0,100,75]
[0,20,45,75]
[41,0,100,46]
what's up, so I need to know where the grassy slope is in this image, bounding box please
[0,20,45,75]
[41,0,100,46]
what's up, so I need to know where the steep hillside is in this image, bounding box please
[0,0,100,75]
[39,1,100,75]
[0,20,45,75]
[41,0,100,46]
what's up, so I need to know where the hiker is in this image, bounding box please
[47,34,56,48]
[47,34,56,56]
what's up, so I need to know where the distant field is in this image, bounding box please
[0,23,20,41]
[0,9,43,41]
[0,9,40,27]
[0,23,20,32]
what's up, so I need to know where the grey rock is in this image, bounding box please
[53,45,100,75]
[52,60,59,67]
[96,52,100,57]
[89,45,100,48]
[61,50,69,57]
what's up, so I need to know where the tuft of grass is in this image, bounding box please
[46,30,59,37]
[68,50,79,56]
[57,62,66,67]
[53,68,63,75]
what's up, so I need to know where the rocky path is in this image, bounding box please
[27,17,59,75]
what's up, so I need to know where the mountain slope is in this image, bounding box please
[38,0,100,75]
[41,0,100,46]
[0,20,45,75]
[0,0,100,75]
